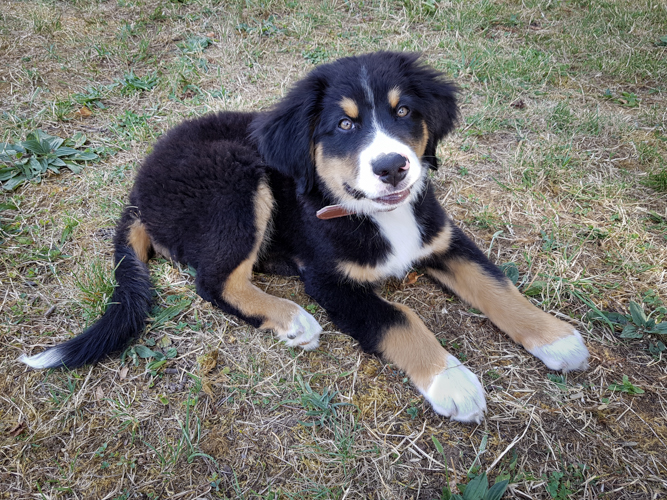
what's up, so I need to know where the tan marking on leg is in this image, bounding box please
[221,179,300,332]
[388,87,401,108]
[127,220,152,263]
[254,180,274,229]
[427,260,575,349]
[130,219,171,261]
[337,261,385,283]
[339,97,359,119]
[379,303,450,391]
[223,260,299,331]
[423,223,452,255]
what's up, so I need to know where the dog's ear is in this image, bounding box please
[414,61,459,170]
[250,74,326,194]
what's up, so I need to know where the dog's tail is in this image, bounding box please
[19,207,153,370]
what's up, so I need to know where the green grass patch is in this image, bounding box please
[73,259,116,325]
[1,130,98,191]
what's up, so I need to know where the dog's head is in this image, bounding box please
[251,52,458,215]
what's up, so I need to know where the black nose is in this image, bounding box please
[371,153,409,187]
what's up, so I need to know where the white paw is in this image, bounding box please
[421,355,487,424]
[278,305,322,351]
[528,330,589,372]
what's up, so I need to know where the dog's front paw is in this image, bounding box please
[422,355,486,424]
[278,305,322,351]
[528,330,589,372]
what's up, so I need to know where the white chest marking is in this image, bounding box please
[371,204,431,278]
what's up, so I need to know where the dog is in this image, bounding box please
[19,52,589,423]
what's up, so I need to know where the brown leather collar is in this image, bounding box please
[315,204,356,220]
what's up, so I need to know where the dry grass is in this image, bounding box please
[1,0,666,498]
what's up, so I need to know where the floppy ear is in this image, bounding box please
[250,73,326,194]
[415,62,459,170]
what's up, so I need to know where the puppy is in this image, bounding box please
[20,52,589,423]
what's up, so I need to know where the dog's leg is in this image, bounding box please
[304,273,486,423]
[424,225,589,372]
[219,257,321,350]
[197,179,321,350]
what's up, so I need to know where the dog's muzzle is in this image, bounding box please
[371,153,410,187]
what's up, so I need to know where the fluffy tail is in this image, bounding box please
[19,208,153,369]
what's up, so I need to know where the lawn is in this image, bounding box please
[1,0,666,498]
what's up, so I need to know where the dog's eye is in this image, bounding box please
[396,106,410,118]
[339,118,354,131]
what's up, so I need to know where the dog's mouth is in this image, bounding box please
[317,182,416,220]
[343,183,412,206]
[373,188,411,206]
[315,184,413,220]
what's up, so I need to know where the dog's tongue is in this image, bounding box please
[316,205,356,220]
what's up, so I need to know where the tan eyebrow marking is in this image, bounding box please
[339,97,359,119]
[388,87,401,108]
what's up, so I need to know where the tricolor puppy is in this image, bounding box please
[20,52,589,423]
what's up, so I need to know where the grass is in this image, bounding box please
[1,0,667,498]
[0,130,99,191]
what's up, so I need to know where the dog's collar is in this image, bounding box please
[316,204,356,220]
[316,204,404,220]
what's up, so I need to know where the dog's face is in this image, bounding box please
[251,52,459,214]
[313,76,430,213]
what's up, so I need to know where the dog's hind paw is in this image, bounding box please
[279,305,322,351]
[421,355,486,424]
[528,330,589,372]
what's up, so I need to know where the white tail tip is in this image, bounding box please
[18,348,64,369]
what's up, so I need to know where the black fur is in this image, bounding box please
[21,52,507,370]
